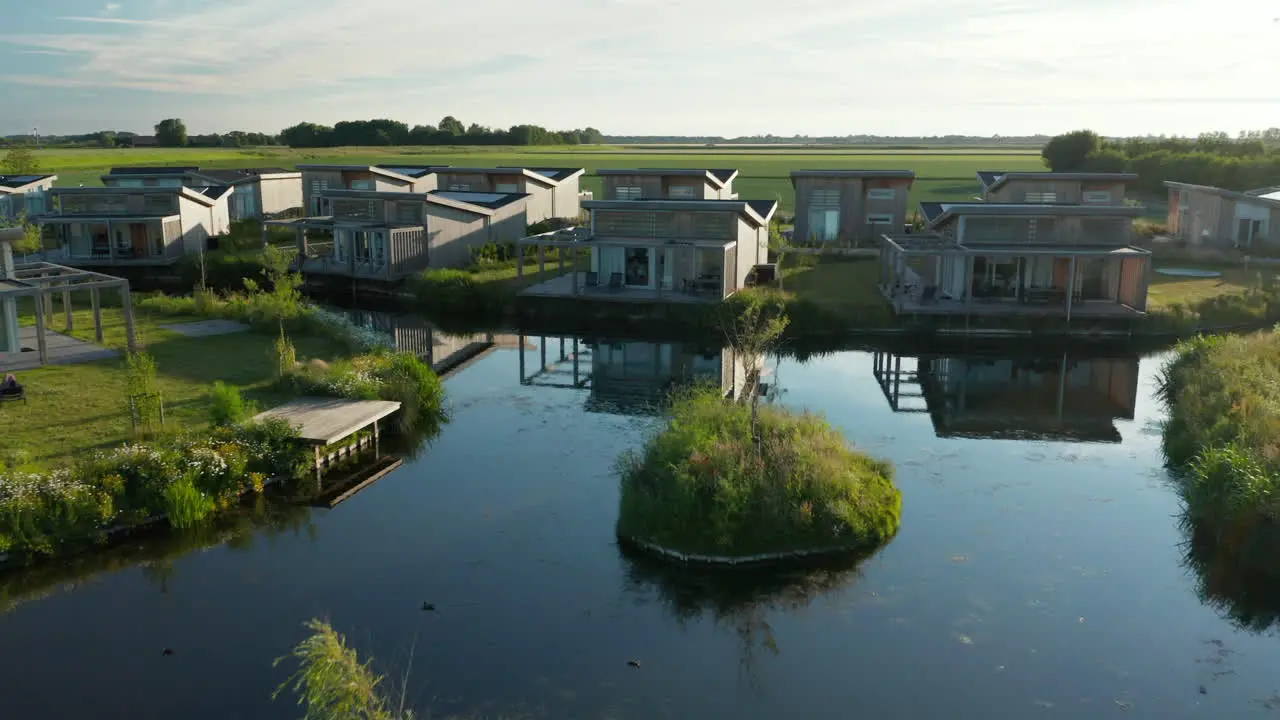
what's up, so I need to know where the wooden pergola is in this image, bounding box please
[0,258,136,365]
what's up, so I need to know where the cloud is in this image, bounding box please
[0,0,1273,135]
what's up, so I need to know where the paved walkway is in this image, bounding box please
[158,320,250,337]
[0,327,120,372]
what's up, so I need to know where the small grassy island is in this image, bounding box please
[615,297,901,563]
[1159,331,1280,631]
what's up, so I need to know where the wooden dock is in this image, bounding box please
[254,397,402,446]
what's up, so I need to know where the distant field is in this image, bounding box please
[31,145,1048,212]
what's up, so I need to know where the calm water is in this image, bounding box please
[3,336,1280,719]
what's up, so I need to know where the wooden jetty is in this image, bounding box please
[253,397,402,473]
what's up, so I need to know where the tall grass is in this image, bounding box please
[616,387,901,557]
[209,381,253,426]
[162,473,217,529]
[274,619,408,720]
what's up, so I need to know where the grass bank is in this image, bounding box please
[615,387,901,559]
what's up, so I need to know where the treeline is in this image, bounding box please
[1042,129,1280,194]
[279,116,605,148]
[607,134,1051,146]
[0,129,279,148]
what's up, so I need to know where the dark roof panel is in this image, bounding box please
[746,199,778,221]
[709,169,739,184]
[976,171,1003,189]
[196,186,232,200]
[373,165,437,179]
[427,190,528,210]
[0,174,55,188]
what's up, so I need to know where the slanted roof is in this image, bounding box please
[529,167,586,182]
[978,171,1139,192]
[373,165,438,179]
[790,169,916,185]
[920,201,1144,228]
[596,168,740,189]
[49,185,222,208]
[584,198,776,226]
[295,164,423,183]
[1165,181,1280,210]
[0,174,57,192]
[195,185,232,200]
[426,190,528,216]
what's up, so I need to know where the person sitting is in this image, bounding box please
[0,374,21,395]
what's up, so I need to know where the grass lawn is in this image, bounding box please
[1146,263,1278,309]
[777,255,888,312]
[33,145,1046,213]
[5,301,348,467]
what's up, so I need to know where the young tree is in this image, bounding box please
[154,118,189,147]
[0,145,40,175]
[1041,130,1100,172]
[722,292,789,438]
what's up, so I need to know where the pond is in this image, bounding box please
[2,333,1280,718]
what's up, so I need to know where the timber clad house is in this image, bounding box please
[517,197,776,302]
[0,174,57,221]
[428,166,585,223]
[296,165,439,216]
[879,198,1151,324]
[267,188,529,282]
[102,166,302,222]
[596,168,740,200]
[790,170,916,245]
[1164,181,1279,250]
[976,171,1138,204]
[36,186,231,266]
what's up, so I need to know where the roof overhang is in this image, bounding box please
[425,194,496,217]
[923,202,1145,229]
[296,165,419,183]
[0,175,58,194]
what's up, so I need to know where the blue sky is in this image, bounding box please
[0,0,1275,137]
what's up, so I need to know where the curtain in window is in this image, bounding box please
[596,246,626,282]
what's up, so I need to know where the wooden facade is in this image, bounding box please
[791,170,916,246]
[431,167,584,223]
[1165,182,1280,250]
[37,187,225,266]
[598,169,739,201]
[978,172,1138,204]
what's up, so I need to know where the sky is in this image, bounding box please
[0,0,1276,138]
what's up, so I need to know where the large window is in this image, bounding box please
[867,188,896,201]
[624,248,651,287]
[807,188,840,243]
[309,180,329,215]
[143,194,176,215]
[615,186,643,200]
[596,210,654,237]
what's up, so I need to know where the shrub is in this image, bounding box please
[616,387,901,558]
[163,473,217,529]
[0,470,115,557]
[209,381,253,426]
[408,268,509,324]
[281,352,447,433]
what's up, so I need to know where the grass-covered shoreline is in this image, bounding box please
[615,387,901,560]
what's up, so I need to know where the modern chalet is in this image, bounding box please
[596,168,740,200]
[1164,181,1278,250]
[296,165,439,216]
[516,197,776,302]
[879,201,1151,324]
[0,174,57,221]
[102,166,302,221]
[266,188,528,282]
[36,186,231,266]
[428,166,585,223]
[975,171,1139,204]
[790,169,916,245]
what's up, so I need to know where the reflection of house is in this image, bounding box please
[597,168,739,200]
[880,202,1151,322]
[37,186,230,266]
[336,308,520,375]
[427,166,584,223]
[103,166,302,221]
[872,351,1139,442]
[790,170,915,245]
[267,189,528,282]
[0,174,57,220]
[297,165,439,216]
[977,171,1137,204]
[1165,181,1279,250]
[517,336,752,414]
[516,199,776,303]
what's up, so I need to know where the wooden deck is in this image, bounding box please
[520,272,718,304]
[890,295,1144,319]
[253,397,402,446]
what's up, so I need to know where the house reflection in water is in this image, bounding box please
[517,336,755,415]
[336,308,527,376]
[872,350,1139,442]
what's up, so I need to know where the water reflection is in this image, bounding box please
[517,335,759,415]
[1182,515,1280,634]
[872,348,1140,442]
[335,307,530,378]
[0,499,314,615]
[621,544,877,688]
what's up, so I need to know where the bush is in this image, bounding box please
[281,352,447,434]
[616,387,901,558]
[1159,331,1280,531]
[210,381,253,426]
[163,473,217,529]
[409,268,510,325]
[0,470,115,558]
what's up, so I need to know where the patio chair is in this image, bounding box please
[585,271,599,288]
[607,272,624,291]
[921,286,938,304]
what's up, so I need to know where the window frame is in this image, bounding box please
[867,188,896,201]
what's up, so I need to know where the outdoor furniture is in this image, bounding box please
[585,271,599,288]
[607,272,624,291]
[0,375,25,406]
[921,286,938,304]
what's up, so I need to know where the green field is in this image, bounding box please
[29,145,1049,213]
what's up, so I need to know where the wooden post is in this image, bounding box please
[34,291,48,366]
[1056,351,1068,421]
[572,337,580,385]
[571,247,578,294]
[517,247,523,281]
[63,282,73,332]
[518,334,527,383]
[1065,256,1078,324]
[373,420,381,457]
[120,285,137,353]
[313,446,322,491]
[261,223,269,248]
[43,288,53,319]
[90,287,104,343]
[537,243,545,279]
